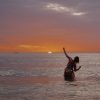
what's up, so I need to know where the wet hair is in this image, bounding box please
[74,56,79,63]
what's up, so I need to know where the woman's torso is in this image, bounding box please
[67,59,75,71]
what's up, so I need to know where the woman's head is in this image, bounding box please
[74,56,79,63]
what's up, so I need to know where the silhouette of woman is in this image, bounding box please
[63,48,81,81]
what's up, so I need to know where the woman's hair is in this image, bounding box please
[74,56,79,63]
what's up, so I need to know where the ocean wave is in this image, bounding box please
[0,70,15,76]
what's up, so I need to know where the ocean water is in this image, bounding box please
[0,53,100,100]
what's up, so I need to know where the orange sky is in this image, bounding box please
[0,0,100,52]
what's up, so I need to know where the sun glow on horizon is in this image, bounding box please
[48,51,52,54]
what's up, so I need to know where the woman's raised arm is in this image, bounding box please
[63,48,71,60]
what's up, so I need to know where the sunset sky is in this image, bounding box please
[0,0,100,52]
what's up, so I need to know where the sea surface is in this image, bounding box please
[0,53,100,100]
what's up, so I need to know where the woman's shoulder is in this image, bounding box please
[69,57,73,62]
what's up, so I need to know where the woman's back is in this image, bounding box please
[67,59,75,71]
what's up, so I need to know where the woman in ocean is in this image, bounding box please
[63,48,81,81]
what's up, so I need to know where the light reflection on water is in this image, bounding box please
[0,53,100,100]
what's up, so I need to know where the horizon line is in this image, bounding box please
[0,51,100,53]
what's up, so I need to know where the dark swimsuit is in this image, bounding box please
[64,58,76,81]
